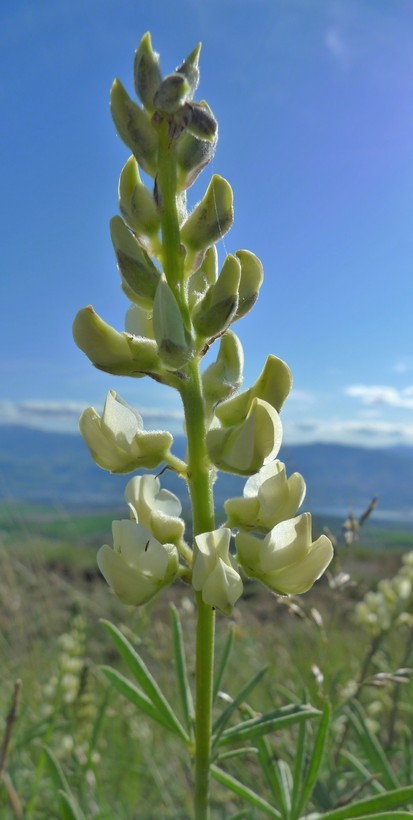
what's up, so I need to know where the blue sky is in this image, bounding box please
[1,0,413,446]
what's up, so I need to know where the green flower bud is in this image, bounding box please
[207,398,283,476]
[180,175,233,253]
[79,390,173,474]
[153,73,190,114]
[187,246,217,312]
[97,520,178,606]
[125,475,185,544]
[192,528,243,614]
[133,32,162,113]
[233,250,264,320]
[176,130,215,191]
[225,460,306,532]
[186,101,218,143]
[192,254,241,337]
[73,306,159,376]
[110,216,161,309]
[236,513,334,595]
[152,278,193,369]
[118,156,160,239]
[202,331,244,409]
[176,43,201,98]
[216,355,292,427]
[110,78,158,176]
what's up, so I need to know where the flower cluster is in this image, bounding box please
[73,34,333,615]
[354,551,413,637]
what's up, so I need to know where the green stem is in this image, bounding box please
[157,121,216,818]
[180,362,216,820]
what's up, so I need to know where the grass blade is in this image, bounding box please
[211,764,282,818]
[58,790,86,820]
[170,604,195,736]
[212,666,268,744]
[213,627,234,702]
[217,704,320,747]
[320,785,413,819]
[294,700,331,818]
[100,666,177,732]
[100,619,187,741]
[345,702,399,790]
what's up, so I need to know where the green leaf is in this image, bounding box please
[170,604,195,736]
[319,786,413,819]
[43,746,85,819]
[255,734,289,814]
[217,746,259,762]
[100,666,176,732]
[212,666,268,746]
[290,704,308,815]
[294,700,331,818]
[100,619,188,741]
[211,764,281,818]
[217,704,320,747]
[340,750,385,794]
[345,703,399,790]
[213,627,234,702]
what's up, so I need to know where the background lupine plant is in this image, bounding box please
[70,33,413,820]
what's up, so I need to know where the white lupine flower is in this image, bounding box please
[206,398,282,476]
[124,474,185,544]
[79,390,172,473]
[236,513,333,595]
[97,519,179,606]
[225,460,306,532]
[192,528,243,614]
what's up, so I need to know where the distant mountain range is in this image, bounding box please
[1,425,413,520]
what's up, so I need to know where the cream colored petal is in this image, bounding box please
[192,531,218,590]
[79,408,131,472]
[112,520,168,578]
[259,515,311,573]
[235,531,263,575]
[224,496,260,528]
[101,390,142,447]
[201,559,243,614]
[264,535,334,595]
[97,545,159,605]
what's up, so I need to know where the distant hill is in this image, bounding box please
[1,425,413,519]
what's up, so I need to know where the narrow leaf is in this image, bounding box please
[340,749,385,794]
[100,666,177,732]
[211,764,281,818]
[170,604,195,735]
[255,734,289,814]
[217,746,259,762]
[213,666,268,744]
[345,703,399,790]
[277,759,293,813]
[295,700,331,817]
[213,627,234,702]
[43,746,85,819]
[58,790,86,820]
[217,704,320,746]
[100,619,187,741]
[320,785,413,819]
[291,706,308,816]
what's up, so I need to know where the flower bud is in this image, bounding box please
[73,306,159,376]
[236,513,334,595]
[225,460,306,532]
[110,216,161,309]
[110,79,158,176]
[176,43,201,98]
[186,101,217,143]
[153,73,190,114]
[152,278,193,369]
[79,390,173,473]
[207,398,282,476]
[133,32,162,113]
[118,156,160,239]
[125,475,185,544]
[97,520,178,606]
[176,131,215,191]
[125,304,154,339]
[216,355,292,427]
[187,246,218,312]
[233,250,264,321]
[202,331,244,409]
[180,175,233,253]
[192,528,243,614]
[192,254,241,338]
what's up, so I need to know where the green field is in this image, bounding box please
[1,503,412,817]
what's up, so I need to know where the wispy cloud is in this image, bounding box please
[324,26,350,68]
[284,417,413,447]
[345,384,413,410]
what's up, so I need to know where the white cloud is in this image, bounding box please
[346,384,413,410]
[289,389,315,404]
[284,417,413,447]
[324,27,350,68]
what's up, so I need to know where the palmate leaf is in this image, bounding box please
[211,764,281,818]
[216,703,320,747]
[100,666,177,732]
[170,604,195,737]
[319,785,413,819]
[100,619,188,741]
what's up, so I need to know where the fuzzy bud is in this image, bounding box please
[176,130,215,191]
[110,79,158,176]
[180,175,233,253]
[234,250,264,321]
[192,254,241,337]
[133,32,162,113]
[202,331,244,409]
[187,246,218,312]
[73,306,159,376]
[153,73,190,114]
[216,355,292,427]
[118,156,160,239]
[186,101,217,143]
[176,43,201,98]
[152,278,193,369]
[207,398,283,476]
[110,216,161,309]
